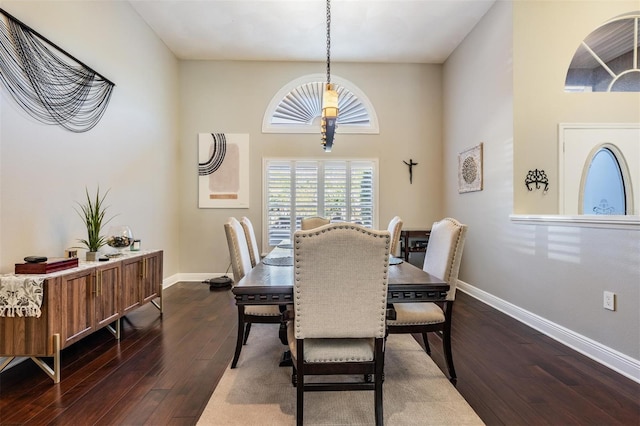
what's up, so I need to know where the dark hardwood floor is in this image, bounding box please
[0,283,638,425]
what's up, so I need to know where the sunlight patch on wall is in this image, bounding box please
[547,226,581,264]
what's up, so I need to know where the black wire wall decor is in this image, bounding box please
[0,8,115,132]
[525,169,549,193]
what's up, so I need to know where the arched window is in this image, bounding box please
[565,11,640,92]
[262,74,379,134]
[581,146,627,214]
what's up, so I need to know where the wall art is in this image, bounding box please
[0,8,114,132]
[198,133,249,208]
[458,143,483,193]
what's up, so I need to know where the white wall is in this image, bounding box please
[178,61,444,274]
[0,1,180,276]
[444,0,639,377]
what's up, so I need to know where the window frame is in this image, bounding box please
[262,157,379,251]
[579,144,630,215]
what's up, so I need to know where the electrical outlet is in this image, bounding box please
[603,291,616,311]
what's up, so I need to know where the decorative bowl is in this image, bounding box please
[106,225,134,250]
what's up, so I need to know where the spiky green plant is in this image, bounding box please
[75,187,114,252]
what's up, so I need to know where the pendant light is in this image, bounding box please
[321,0,338,152]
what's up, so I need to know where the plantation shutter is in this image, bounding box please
[264,159,376,247]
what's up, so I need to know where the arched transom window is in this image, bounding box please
[262,74,379,134]
[565,11,640,92]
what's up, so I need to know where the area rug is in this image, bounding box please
[198,324,484,425]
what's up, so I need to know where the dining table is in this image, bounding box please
[231,241,449,366]
[232,241,449,312]
[233,242,449,305]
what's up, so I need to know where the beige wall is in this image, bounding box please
[0,1,181,276]
[178,61,444,274]
[445,0,639,366]
[513,0,640,214]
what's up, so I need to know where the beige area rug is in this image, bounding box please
[198,324,484,425]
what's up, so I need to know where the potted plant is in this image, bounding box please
[75,187,114,261]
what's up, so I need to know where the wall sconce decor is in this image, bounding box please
[525,169,549,193]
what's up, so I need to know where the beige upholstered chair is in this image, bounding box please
[387,217,467,381]
[300,216,330,230]
[288,223,390,426]
[224,217,282,368]
[387,216,403,257]
[240,216,261,267]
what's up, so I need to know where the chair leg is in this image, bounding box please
[442,302,456,381]
[443,327,456,381]
[231,306,245,368]
[296,341,304,426]
[422,332,431,355]
[243,322,252,344]
[296,375,304,426]
[374,339,384,426]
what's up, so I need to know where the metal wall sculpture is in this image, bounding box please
[0,9,115,132]
[525,169,549,193]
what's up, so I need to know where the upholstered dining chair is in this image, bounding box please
[224,217,282,368]
[300,216,330,230]
[287,223,390,426]
[387,217,467,381]
[240,216,261,267]
[387,216,403,257]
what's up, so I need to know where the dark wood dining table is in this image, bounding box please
[231,245,449,367]
[232,247,449,306]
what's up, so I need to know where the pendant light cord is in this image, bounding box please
[326,0,331,84]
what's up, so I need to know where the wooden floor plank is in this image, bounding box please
[1,283,638,426]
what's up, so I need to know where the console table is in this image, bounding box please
[0,249,163,383]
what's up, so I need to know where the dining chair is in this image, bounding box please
[224,217,282,368]
[300,216,330,230]
[240,216,261,267]
[387,216,403,257]
[386,217,467,381]
[287,223,390,426]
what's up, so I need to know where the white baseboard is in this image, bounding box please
[457,280,640,384]
[162,273,182,289]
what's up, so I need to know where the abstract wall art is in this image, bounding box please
[458,143,483,193]
[198,133,249,208]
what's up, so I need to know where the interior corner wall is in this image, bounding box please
[178,61,443,275]
[444,0,639,364]
[0,1,181,277]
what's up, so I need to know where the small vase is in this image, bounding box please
[86,251,98,261]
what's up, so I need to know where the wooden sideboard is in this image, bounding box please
[0,250,163,383]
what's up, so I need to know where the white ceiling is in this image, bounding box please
[128,0,496,63]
